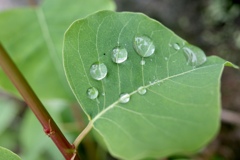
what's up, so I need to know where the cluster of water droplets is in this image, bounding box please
[169,42,207,67]
[86,34,207,103]
[119,86,147,104]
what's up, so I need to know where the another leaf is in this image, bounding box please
[0,146,21,160]
[0,96,19,135]
[0,0,115,101]
[63,11,236,159]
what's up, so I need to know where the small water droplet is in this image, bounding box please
[133,35,155,57]
[140,59,145,65]
[165,57,168,61]
[87,87,98,99]
[112,46,128,63]
[149,81,154,85]
[173,43,180,50]
[90,62,107,80]
[119,93,130,103]
[138,86,147,95]
[102,92,105,96]
[183,45,207,67]
[168,43,172,47]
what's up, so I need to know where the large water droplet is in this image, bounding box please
[140,59,145,65]
[183,47,197,66]
[183,45,207,67]
[173,43,180,50]
[112,46,128,63]
[87,87,98,99]
[90,62,107,80]
[133,35,155,57]
[119,93,130,103]
[138,86,147,95]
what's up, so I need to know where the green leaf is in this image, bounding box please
[0,0,115,101]
[63,11,237,159]
[0,146,21,160]
[0,96,19,135]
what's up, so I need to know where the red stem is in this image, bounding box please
[0,44,80,160]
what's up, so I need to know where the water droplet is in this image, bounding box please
[183,47,197,66]
[165,57,168,61]
[112,46,128,63]
[140,59,145,65]
[119,93,130,103]
[138,86,147,95]
[149,81,153,85]
[183,45,207,67]
[133,35,155,57]
[102,92,105,96]
[90,62,107,80]
[173,43,180,50]
[87,87,98,99]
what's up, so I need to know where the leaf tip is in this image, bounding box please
[224,61,239,69]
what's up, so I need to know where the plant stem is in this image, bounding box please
[0,44,80,160]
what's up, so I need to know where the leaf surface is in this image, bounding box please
[63,11,235,159]
[0,0,115,101]
[0,96,20,135]
[0,146,21,160]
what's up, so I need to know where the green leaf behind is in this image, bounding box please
[0,96,20,135]
[0,146,21,160]
[63,11,235,159]
[0,0,115,102]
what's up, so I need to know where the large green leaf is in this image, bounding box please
[0,0,115,101]
[63,11,236,159]
[0,146,21,160]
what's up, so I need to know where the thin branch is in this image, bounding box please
[28,0,39,7]
[0,44,80,160]
[221,109,240,126]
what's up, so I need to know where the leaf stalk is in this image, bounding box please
[74,121,93,147]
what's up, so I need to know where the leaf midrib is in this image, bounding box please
[36,7,72,97]
[91,63,217,124]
